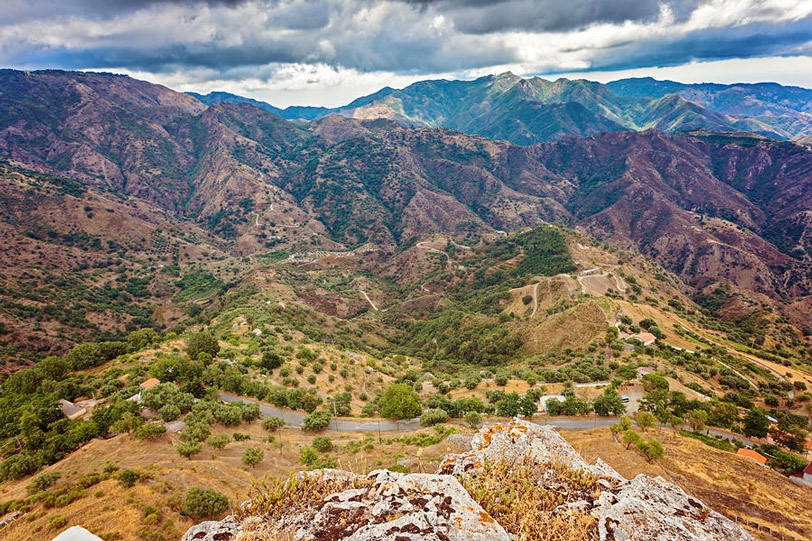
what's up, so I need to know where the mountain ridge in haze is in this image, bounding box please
[189,72,812,143]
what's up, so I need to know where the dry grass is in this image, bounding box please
[460,456,600,541]
[0,422,465,540]
[563,427,812,540]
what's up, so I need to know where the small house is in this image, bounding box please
[736,448,768,466]
[790,462,812,487]
[630,332,657,346]
[58,399,87,421]
[139,378,160,390]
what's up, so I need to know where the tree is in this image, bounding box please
[186,332,220,362]
[593,387,627,416]
[684,409,708,432]
[379,383,421,420]
[464,411,482,428]
[707,401,738,429]
[261,350,283,371]
[312,436,333,453]
[133,422,167,440]
[420,408,449,427]
[117,469,143,488]
[127,328,161,352]
[261,416,285,432]
[637,438,664,461]
[65,343,104,370]
[633,411,657,430]
[183,487,229,519]
[622,429,642,449]
[206,434,230,449]
[302,409,331,431]
[242,447,264,467]
[177,441,203,459]
[743,407,770,439]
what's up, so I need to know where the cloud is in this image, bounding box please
[1,0,811,105]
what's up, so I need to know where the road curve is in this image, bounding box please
[218,392,756,446]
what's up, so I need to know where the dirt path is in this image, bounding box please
[360,290,378,311]
[416,241,451,265]
[530,281,540,317]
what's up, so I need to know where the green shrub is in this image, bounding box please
[182,487,229,519]
[206,434,230,449]
[232,433,250,441]
[176,441,203,459]
[420,408,449,427]
[133,422,167,440]
[464,411,482,428]
[242,447,264,467]
[117,469,143,488]
[261,416,285,432]
[312,436,333,453]
[302,410,331,432]
[48,515,67,530]
[27,472,60,495]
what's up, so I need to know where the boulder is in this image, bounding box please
[180,517,240,541]
[438,419,623,482]
[183,470,508,541]
[595,474,753,540]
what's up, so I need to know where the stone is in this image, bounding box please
[180,517,240,541]
[438,419,624,482]
[184,470,508,541]
[594,474,753,540]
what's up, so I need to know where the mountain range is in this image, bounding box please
[2,68,812,357]
[192,72,812,143]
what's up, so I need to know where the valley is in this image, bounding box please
[0,69,811,540]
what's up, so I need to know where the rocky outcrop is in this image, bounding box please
[182,419,755,541]
[183,469,507,541]
[438,420,624,483]
[595,475,753,541]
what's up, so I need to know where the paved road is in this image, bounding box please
[219,392,420,432]
[219,392,757,446]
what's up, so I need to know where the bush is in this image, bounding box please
[242,447,264,467]
[312,436,333,453]
[133,422,167,440]
[302,410,331,432]
[182,487,229,519]
[186,332,220,362]
[117,469,143,488]
[48,515,68,530]
[206,434,230,449]
[261,416,285,432]
[420,408,450,427]
[177,441,203,459]
[27,472,60,495]
[464,411,482,428]
[0,453,41,481]
[637,438,664,461]
[494,370,509,386]
[379,383,421,420]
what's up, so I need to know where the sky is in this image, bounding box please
[2,0,812,107]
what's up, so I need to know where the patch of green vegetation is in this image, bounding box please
[173,270,225,302]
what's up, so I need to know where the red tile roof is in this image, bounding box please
[736,448,768,466]
[804,462,812,476]
[140,378,160,390]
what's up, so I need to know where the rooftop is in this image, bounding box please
[736,448,768,466]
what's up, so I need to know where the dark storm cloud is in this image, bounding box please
[1,0,811,83]
[586,18,812,72]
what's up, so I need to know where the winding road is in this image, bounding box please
[218,392,757,446]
